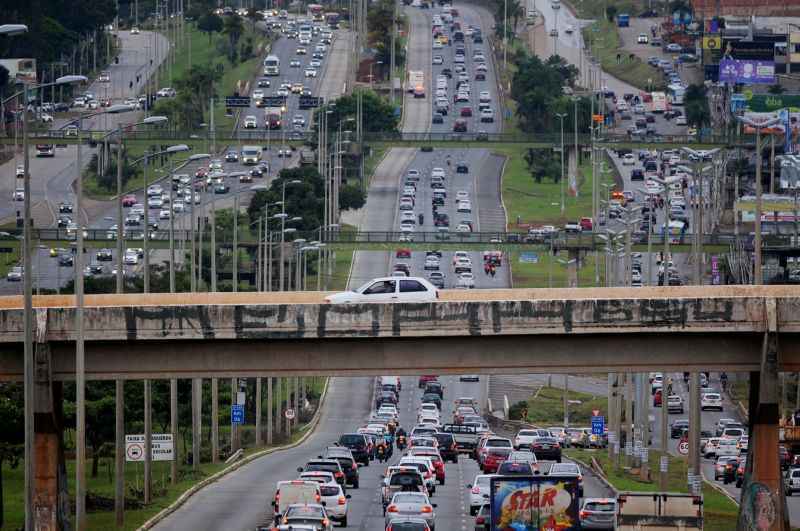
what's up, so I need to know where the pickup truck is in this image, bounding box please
[441,423,479,452]
[616,491,703,530]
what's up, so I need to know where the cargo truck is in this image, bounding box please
[489,475,580,530]
[616,491,703,530]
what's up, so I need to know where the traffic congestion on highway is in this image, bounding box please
[252,375,614,531]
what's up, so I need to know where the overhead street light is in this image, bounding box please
[0,24,28,35]
[735,115,782,284]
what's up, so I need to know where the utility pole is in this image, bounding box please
[688,372,700,488]
[115,380,125,526]
[144,380,152,504]
[256,377,262,446]
[563,375,569,426]
[212,378,219,463]
[660,373,669,489]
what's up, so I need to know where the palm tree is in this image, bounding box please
[223,15,245,51]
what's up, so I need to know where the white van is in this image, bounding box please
[272,480,321,523]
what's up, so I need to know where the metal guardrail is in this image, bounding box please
[9,228,786,250]
[2,129,748,146]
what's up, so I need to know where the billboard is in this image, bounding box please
[490,476,580,531]
[718,58,775,84]
[0,58,37,84]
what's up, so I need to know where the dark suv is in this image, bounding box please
[299,459,346,487]
[323,447,360,488]
[424,381,444,398]
[433,432,459,463]
[338,433,370,465]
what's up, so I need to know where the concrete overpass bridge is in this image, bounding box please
[5,285,796,530]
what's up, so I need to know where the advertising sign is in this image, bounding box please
[125,434,174,462]
[490,476,580,531]
[741,94,800,112]
[519,252,539,264]
[719,58,775,84]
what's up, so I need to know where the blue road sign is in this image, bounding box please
[231,404,244,424]
[591,416,605,435]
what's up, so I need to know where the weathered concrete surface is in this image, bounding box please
[0,286,799,380]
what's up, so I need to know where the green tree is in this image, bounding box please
[0,383,23,527]
[223,14,245,62]
[248,166,326,232]
[198,13,224,43]
[64,382,116,477]
[174,64,224,126]
[684,83,710,130]
[524,148,561,183]
[606,5,618,22]
[340,184,366,211]
[319,89,398,134]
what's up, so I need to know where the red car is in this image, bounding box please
[460,107,472,117]
[396,248,411,259]
[418,375,438,388]
[653,389,662,407]
[482,449,511,473]
[580,217,593,231]
[411,449,445,484]
[195,166,208,178]
[121,194,137,207]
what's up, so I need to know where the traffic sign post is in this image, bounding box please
[231,404,245,424]
[285,408,295,420]
[678,440,690,455]
[591,415,605,436]
[125,434,174,462]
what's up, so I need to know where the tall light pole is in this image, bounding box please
[735,116,780,285]
[278,179,302,291]
[556,113,567,215]
[112,115,170,294]
[170,153,210,292]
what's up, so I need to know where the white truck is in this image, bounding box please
[407,70,424,96]
[616,492,703,530]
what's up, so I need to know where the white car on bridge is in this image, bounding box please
[325,277,438,304]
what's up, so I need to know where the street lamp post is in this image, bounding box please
[278,180,302,291]
[556,113,567,215]
[736,116,780,284]
[170,153,210,292]
[112,115,170,294]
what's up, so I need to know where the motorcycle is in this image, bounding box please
[377,444,387,463]
[396,435,407,451]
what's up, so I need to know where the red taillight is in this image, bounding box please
[471,487,480,494]
[421,505,433,513]
[338,496,347,505]
[476,516,485,524]
[387,504,398,513]
[352,463,357,470]
[322,519,329,527]
[451,444,457,450]
[315,493,321,502]
[335,472,344,478]
[425,471,432,479]
[580,510,588,519]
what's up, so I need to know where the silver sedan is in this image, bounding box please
[385,492,436,530]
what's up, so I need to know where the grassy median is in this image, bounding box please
[566,448,739,531]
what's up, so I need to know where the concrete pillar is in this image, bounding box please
[33,340,70,530]
[738,299,789,530]
[211,378,219,463]
[231,377,238,453]
[625,374,633,468]
[192,378,201,471]
[640,373,650,480]
[256,377,262,446]
[115,380,124,526]
[660,372,669,490]
[170,379,177,485]
[267,377,273,445]
[293,377,299,428]
[144,380,151,505]
[688,373,700,482]
[275,377,282,438]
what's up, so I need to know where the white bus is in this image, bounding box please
[263,55,280,76]
[667,84,686,105]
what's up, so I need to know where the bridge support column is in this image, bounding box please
[267,377,273,445]
[275,377,282,438]
[211,378,219,463]
[256,377,262,447]
[738,298,789,531]
[33,339,70,530]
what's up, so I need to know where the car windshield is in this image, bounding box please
[394,493,427,503]
[488,439,511,447]
[550,464,579,475]
[390,473,422,486]
[585,501,615,511]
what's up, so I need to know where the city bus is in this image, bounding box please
[667,84,686,105]
[308,4,324,21]
[325,12,340,28]
[263,55,280,76]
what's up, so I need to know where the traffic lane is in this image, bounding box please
[428,7,500,136]
[390,148,508,289]
[402,6,433,132]
[152,377,374,531]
